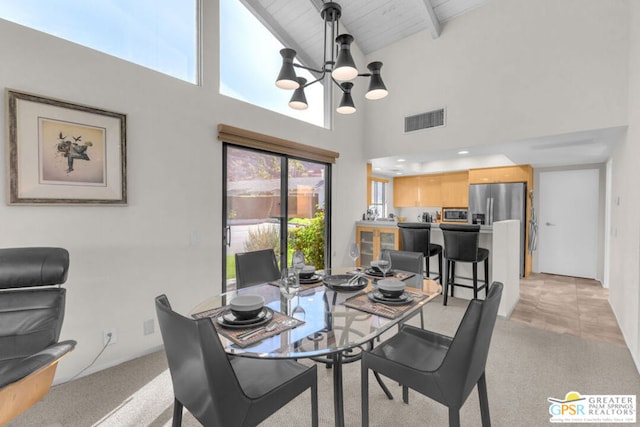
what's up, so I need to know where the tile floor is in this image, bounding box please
[510,272,626,347]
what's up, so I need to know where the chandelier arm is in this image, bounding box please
[330,76,347,92]
[292,63,325,74]
[303,74,329,88]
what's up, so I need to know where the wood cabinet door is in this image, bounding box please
[469,165,531,184]
[419,175,442,206]
[441,171,469,207]
[356,227,375,267]
[393,176,420,207]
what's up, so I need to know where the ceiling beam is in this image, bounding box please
[421,0,441,38]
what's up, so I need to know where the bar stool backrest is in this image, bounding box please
[397,222,431,257]
[440,224,481,263]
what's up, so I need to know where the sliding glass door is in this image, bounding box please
[223,144,330,291]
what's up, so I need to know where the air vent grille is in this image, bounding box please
[404,108,445,132]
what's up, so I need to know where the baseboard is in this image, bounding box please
[608,297,640,375]
[52,344,165,386]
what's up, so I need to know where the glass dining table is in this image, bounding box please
[189,268,441,427]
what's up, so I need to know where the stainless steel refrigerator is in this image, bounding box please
[468,182,527,276]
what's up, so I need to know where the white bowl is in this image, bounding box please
[377,279,405,297]
[230,295,265,319]
[300,265,316,279]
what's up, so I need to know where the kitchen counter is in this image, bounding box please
[356,220,493,233]
[355,219,519,318]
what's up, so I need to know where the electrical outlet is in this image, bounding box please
[143,319,155,336]
[103,328,117,346]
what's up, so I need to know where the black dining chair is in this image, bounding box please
[155,294,318,427]
[440,224,490,306]
[235,248,280,288]
[361,282,503,427]
[0,247,76,426]
[397,222,443,282]
[380,249,425,328]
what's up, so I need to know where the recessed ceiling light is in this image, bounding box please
[458,150,469,155]
[397,158,406,162]
[374,167,381,171]
[395,172,403,175]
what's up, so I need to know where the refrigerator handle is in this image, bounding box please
[489,198,494,225]
[486,198,491,223]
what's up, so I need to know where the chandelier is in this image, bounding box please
[275,2,388,115]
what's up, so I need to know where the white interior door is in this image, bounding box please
[538,169,599,278]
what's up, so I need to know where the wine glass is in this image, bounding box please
[378,251,392,277]
[279,268,300,326]
[348,243,360,271]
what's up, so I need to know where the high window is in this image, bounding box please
[219,0,325,127]
[0,0,198,84]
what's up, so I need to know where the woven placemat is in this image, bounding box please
[343,290,427,319]
[192,306,304,347]
[360,269,415,281]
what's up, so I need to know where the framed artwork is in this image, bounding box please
[6,89,127,205]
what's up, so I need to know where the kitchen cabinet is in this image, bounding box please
[440,171,469,207]
[419,174,442,206]
[356,225,399,267]
[393,176,421,207]
[468,165,532,184]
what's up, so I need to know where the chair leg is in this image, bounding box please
[172,398,183,427]
[450,262,456,297]
[311,380,319,427]
[373,372,393,400]
[484,258,490,298]
[473,262,478,299]
[361,361,369,427]
[402,385,409,404]
[425,254,430,279]
[443,259,449,305]
[437,252,443,284]
[448,408,461,427]
[478,372,491,427]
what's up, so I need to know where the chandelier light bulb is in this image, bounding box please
[365,61,388,100]
[336,82,356,114]
[276,48,300,90]
[332,34,358,81]
[288,77,308,110]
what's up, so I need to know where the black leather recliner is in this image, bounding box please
[0,247,76,425]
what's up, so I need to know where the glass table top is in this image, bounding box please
[189,268,441,359]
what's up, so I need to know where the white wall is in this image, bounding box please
[363,0,629,160]
[0,0,367,381]
[609,0,640,372]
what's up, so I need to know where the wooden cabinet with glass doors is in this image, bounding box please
[356,225,400,267]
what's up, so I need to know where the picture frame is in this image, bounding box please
[6,89,127,205]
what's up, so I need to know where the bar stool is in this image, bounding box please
[439,224,489,306]
[397,222,442,282]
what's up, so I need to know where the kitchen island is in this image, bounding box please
[355,220,520,318]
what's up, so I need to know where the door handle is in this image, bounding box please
[545,222,556,226]
[225,225,231,247]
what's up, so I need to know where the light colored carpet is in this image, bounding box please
[8,296,640,427]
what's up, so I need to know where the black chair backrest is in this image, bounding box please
[155,295,249,425]
[235,249,280,288]
[439,224,481,262]
[382,249,424,276]
[439,282,503,406]
[397,222,431,257]
[0,248,69,363]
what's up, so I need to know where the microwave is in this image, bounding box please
[442,208,468,223]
